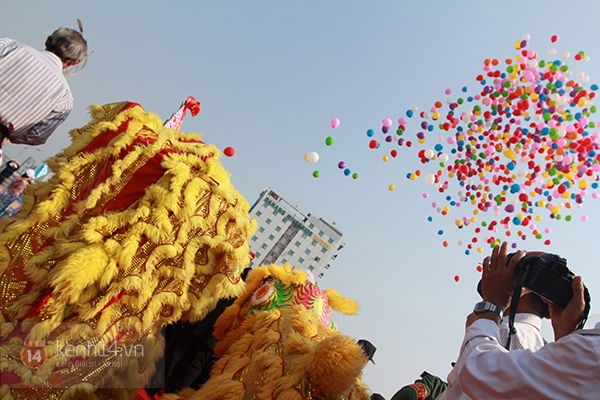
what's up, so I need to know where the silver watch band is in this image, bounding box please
[473,301,502,316]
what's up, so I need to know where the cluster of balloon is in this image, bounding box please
[303,118,359,179]
[375,34,600,260]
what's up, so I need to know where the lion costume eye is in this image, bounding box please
[251,282,276,306]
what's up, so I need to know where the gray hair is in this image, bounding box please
[46,28,88,61]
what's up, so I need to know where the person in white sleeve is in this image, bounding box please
[455,242,599,399]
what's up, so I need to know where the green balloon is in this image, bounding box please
[325,136,334,146]
[313,170,320,178]
[352,173,358,179]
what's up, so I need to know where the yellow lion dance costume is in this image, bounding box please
[166,264,371,400]
[0,102,256,400]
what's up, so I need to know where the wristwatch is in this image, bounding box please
[473,301,502,317]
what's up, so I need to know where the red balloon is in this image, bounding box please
[454,275,460,282]
[223,146,236,157]
[369,140,379,149]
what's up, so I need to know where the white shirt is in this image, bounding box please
[457,320,600,399]
[439,313,545,400]
[0,37,73,145]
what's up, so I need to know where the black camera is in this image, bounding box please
[509,253,574,308]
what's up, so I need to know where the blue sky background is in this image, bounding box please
[4,1,600,397]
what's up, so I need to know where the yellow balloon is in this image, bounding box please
[388,184,395,191]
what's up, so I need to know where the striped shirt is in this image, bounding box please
[0,37,73,145]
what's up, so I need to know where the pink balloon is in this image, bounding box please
[330,118,340,128]
[382,118,392,128]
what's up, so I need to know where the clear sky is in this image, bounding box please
[3,1,600,397]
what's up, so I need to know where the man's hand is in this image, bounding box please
[548,276,586,340]
[479,242,526,321]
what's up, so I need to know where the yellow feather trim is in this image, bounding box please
[0,101,256,398]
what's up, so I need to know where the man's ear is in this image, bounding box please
[63,59,79,68]
[45,37,51,49]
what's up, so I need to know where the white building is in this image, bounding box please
[248,188,345,278]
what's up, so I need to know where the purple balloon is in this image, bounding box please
[338,161,346,169]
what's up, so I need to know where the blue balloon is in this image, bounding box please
[367,129,375,137]
[344,168,351,176]
[406,109,414,118]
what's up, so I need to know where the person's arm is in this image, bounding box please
[458,317,599,399]
[455,242,592,398]
[9,109,70,146]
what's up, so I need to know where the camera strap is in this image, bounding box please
[505,272,526,350]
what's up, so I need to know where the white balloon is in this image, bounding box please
[304,151,319,163]
[425,149,434,159]
[561,51,570,59]
[548,48,557,55]
[439,153,449,163]
[425,173,435,185]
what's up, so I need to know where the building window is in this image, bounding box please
[315,256,321,262]
[301,232,308,238]
[282,258,287,263]
[298,257,304,263]
[309,223,314,229]
[278,243,284,249]
[261,244,268,249]
[263,202,268,208]
[285,234,291,240]
[275,226,281,232]
[308,265,314,271]
[288,250,294,255]
[271,251,277,257]
[256,210,262,217]
[259,227,265,233]
[304,249,310,255]
[268,234,275,240]
[318,230,324,236]
[251,236,257,241]
[295,241,300,247]
[311,240,317,246]
[255,252,261,258]
[321,248,327,254]
[328,238,334,244]
[266,218,272,224]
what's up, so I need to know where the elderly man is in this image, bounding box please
[455,242,599,399]
[0,26,87,147]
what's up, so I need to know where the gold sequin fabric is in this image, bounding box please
[0,102,257,399]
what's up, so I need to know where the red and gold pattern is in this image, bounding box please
[0,102,256,399]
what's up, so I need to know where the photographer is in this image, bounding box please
[455,242,599,399]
